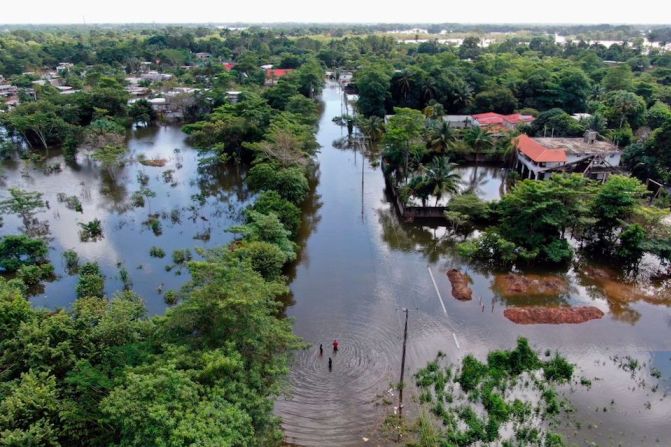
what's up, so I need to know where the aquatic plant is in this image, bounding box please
[414,338,573,446]
[171,249,192,265]
[79,219,104,242]
[149,246,166,258]
[63,249,79,274]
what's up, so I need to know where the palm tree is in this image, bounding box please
[427,121,456,155]
[424,156,462,206]
[463,126,494,164]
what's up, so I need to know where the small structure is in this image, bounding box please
[226,91,242,103]
[223,62,236,71]
[194,52,211,60]
[264,68,294,86]
[141,71,173,82]
[442,115,476,128]
[514,132,621,180]
[472,112,535,131]
[56,62,74,73]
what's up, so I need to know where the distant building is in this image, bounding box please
[141,71,173,82]
[442,115,476,128]
[472,112,535,132]
[264,68,294,86]
[56,62,74,73]
[571,113,592,121]
[223,62,236,71]
[195,52,211,60]
[514,132,621,181]
[226,91,242,103]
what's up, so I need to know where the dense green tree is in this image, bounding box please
[355,63,392,118]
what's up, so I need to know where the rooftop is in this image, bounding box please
[516,134,567,163]
[533,137,619,155]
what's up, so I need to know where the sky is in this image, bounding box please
[1,0,669,25]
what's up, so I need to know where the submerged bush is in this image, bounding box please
[149,246,166,258]
[0,235,48,272]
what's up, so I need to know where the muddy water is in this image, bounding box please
[276,82,671,446]
[0,125,252,314]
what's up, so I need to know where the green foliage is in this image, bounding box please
[230,211,297,262]
[645,101,671,129]
[171,249,193,265]
[246,163,310,205]
[0,235,48,273]
[128,99,157,125]
[356,63,392,118]
[232,240,288,280]
[543,354,575,383]
[414,338,573,446]
[62,249,79,274]
[16,263,54,288]
[249,190,302,238]
[529,108,586,137]
[0,188,45,226]
[149,246,166,258]
[78,218,104,242]
[76,262,105,298]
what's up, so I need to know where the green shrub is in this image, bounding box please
[63,249,79,274]
[233,241,288,279]
[149,246,166,258]
[543,354,574,383]
[249,190,302,238]
[0,235,48,272]
[247,163,309,204]
[76,262,104,298]
[172,249,192,265]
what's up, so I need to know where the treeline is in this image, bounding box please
[455,174,670,269]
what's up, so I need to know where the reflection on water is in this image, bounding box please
[276,82,671,446]
[0,125,252,314]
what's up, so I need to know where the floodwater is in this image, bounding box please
[276,82,671,446]
[0,125,252,314]
[2,83,670,446]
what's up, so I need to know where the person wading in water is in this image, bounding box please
[328,357,332,371]
[332,339,339,352]
[319,344,323,356]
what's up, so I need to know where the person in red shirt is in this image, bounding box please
[332,339,339,352]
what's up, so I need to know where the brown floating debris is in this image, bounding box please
[447,269,472,301]
[139,158,168,167]
[504,306,604,324]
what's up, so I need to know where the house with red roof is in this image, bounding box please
[472,112,535,132]
[264,68,294,86]
[223,62,237,71]
[514,132,621,180]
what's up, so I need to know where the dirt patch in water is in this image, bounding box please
[494,273,568,297]
[446,269,472,301]
[583,266,671,305]
[139,158,168,167]
[504,306,604,324]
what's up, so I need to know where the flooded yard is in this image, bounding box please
[0,125,252,314]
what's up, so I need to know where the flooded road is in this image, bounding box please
[276,82,671,446]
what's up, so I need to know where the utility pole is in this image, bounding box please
[398,308,409,419]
